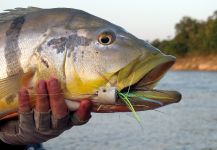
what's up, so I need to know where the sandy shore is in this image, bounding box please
[172,54,217,71]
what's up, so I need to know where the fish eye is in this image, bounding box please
[98,31,115,45]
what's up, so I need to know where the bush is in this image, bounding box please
[151,10,217,56]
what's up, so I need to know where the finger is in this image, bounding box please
[18,89,34,130]
[74,100,92,122]
[35,80,50,112]
[47,78,68,119]
[18,88,31,113]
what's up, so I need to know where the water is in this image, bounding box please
[43,71,217,150]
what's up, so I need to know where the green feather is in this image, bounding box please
[117,91,141,123]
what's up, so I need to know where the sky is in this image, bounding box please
[0,0,217,41]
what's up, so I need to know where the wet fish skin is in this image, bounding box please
[0,7,180,120]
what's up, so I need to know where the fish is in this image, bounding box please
[0,7,181,120]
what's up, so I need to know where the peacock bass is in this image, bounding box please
[0,7,181,120]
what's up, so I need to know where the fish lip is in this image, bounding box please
[129,55,176,90]
[117,89,182,106]
[117,55,181,110]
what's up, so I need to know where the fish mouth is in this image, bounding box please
[93,54,182,112]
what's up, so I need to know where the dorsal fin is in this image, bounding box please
[0,7,42,23]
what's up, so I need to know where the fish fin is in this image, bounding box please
[21,68,36,87]
[0,7,42,23]
[0,69,35,99]
[0,112,18,121]
[0,73,22,100]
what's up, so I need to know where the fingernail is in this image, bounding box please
[81,100,92,113]
[84,100,92,108]
[49,78,58,87]
[39,80,46,91]
[20,88,28,97]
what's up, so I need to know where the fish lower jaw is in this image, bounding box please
[118,54,176,92]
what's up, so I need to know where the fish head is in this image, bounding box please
[64,11,181,112]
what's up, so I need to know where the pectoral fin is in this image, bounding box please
[0,72,22,100]
[0,69,35,120]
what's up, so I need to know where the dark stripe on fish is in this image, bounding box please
[5,16,25,76]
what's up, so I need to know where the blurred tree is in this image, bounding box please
[152,10,217,56]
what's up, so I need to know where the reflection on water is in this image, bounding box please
[44,71,217,150]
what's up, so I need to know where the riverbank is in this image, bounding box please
[172,54,217,71]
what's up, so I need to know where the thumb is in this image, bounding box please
[71,100,92,125]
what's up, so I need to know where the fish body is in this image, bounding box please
[0,8,181,120]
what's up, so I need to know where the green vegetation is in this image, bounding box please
[152,10,217,57]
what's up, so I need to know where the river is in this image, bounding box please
[43,71,217,150]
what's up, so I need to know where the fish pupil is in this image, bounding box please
[100,36,110,44]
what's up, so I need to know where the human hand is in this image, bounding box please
[0,78,92,145]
